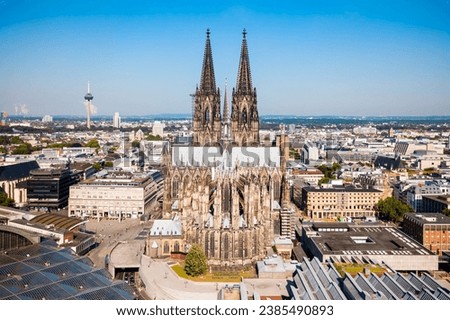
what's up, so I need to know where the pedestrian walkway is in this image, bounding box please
[139,255,288,300]
[140,255,220,299]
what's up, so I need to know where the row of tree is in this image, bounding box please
[0,136,101,155]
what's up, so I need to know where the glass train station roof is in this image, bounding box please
[0,240,135,300]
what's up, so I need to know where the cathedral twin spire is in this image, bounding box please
[199,29,217,95]
[193,29,259,146]
[199,28,252,96]
[236,29,253,96]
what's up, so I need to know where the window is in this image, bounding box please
[163,241,170,254]
[172,177,180,198]
[205,107,210,123]
[242,109,247,123]
[350,236,375,244]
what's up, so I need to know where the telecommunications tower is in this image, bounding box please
[84,82,94,129]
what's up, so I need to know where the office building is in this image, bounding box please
[113,112,121,128]
[301,222,438,271]
[403,212,450,255]
[301,186,382,219]
[69,170,163,220]
[27,167,77,210]
[152,121,164,137]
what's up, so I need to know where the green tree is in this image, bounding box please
[376,197,413,223]
[442,208,450,217]
[331,162,341,172]
[318,177,330,185]
[316,162,341,181]
[10,136,23,144]
[107,146,118,153]
[92,163,102,171]
[104,161,114,167]
[289,148,300,160]
[184,244,208,277]
[145,134,162,141]
[86,139,100,149]
[12,143,32,155]
[0,189,14,207]
[0,136,9,145]
[131,140,140,148]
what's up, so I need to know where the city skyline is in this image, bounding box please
[1,1,449,117]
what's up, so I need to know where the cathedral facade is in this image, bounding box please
[154,30,290,267]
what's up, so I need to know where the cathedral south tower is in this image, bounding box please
[231,29,260,146]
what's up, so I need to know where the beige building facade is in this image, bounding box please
[69,170,163,220]
[301,186,382,219]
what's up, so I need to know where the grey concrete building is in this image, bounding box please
[301,222,438,271]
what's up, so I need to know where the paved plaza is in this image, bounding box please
[139,255,289,300]
[84,217,290,300]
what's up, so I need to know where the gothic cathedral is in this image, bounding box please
[152,30,290,268]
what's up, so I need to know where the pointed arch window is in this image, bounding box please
[251,106,257,119]
[273,179,281,201]
[222,183,231,212]
[209,232,215,258]
[163,241,170,254]
[172,176,180,198]
[183,176,190,191]
[242,109,247,124]
[205,107,210,123]
[238,233,244,258]
[223,234,229,260]
[204,232,210,257]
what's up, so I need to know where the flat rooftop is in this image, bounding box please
[79,171,157,187]
[303,186,382,193]
[405,212,450,225]
[109,241,141,269]
[422,195,450,204]
[304,223,434,257]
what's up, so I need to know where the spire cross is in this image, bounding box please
[206,28,210,38]
[242,28,247,38]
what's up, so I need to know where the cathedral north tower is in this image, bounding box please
[192,29,222,146]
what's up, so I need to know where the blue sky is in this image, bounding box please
[0,0,449,116]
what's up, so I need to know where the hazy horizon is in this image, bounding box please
[8,113,450,119]
[1,1,449,117]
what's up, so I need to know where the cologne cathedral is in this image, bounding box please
[158,30,290,267]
